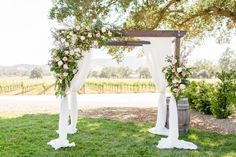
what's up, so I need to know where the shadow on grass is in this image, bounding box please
[0,114,235,157]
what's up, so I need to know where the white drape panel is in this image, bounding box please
[48,49,93,150]
[47,95,75,150]
[157,95,197,149]
[68,49,94,134]
[141,37,174,136]
[141,37,197,150]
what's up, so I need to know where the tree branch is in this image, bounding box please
[207,7,236,23]
[179,6,236,26]
[154,0,179,27]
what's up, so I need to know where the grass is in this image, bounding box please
[0,114,235,157]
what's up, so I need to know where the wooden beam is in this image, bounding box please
[120,30,187,37]
[106,41,150,46]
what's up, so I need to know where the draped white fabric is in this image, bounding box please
[142,37,197,150]
[68,49,94,134]
[48,49,94,150]
[157,95,197,149]
[141,37,174,136]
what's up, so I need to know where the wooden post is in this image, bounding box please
[175,33,181,66]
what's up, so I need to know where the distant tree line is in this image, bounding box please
[190,48,236,79]
[88,66,151,79]
[1,47,235,79]
[0,65,52,77]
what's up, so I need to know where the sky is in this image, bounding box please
[0,0,235,66]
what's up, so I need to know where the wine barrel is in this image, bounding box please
[165,97,190,133]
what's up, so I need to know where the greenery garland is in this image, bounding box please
[49,20,121,97]
[162,55,191,102]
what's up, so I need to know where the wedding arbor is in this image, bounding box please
[48,28,197,150]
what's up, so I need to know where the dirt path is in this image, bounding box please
[0,95,235,134]
[79,107,236,134]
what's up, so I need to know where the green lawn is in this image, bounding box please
[0,114,235,157]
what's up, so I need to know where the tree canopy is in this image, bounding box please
[49,0,236,43]
[30,67,43,79]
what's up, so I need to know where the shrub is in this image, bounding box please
[193,81,214,115]
[183,81,198,109]
[211,70,236,118]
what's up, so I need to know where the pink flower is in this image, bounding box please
[171,58,177,64]
[96,32,101,38]
[108,31,112,37]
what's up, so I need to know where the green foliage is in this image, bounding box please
[163,55,191,101]
[99,66,133,78]
[136,67,151,78]
[50,0,236,44]
[183,81,198,109]
[49,21,120,97]
[124,0,236,43]
[219,47,236,72]
[0,114,236,157]
[49,0,134,25]
[30,67,43,79]
[211,70,236,118]
[190,60,217,79]
[193,81,214,115]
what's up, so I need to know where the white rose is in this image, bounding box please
[180,84,186,89]
[86,26,90,30]
[58,61,63,66]
[69,32,74,36]
[108,31,112,37]
[101,27,106,33]
[80,36,85,41]
[177,67,182,73]
[172,58,177,64]
[71,35,77,44]
[73,69,78,74]
[92,19,97,23]
[76,26,80,30]
[80,23,85,28]
[65,42,69,47]
[63,64,68,69]
[93,41,98,46]
[74,48,80,52]
[55,57,60,61]
[88,33,92,38]
[63,57,67,61]
[65,51,69,55]
[61,39,66,43]
[69,50,74,55]
[172,79,178,84]
[63,72,68,77]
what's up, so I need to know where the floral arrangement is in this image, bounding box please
[49,20,120,97]
[162,54,191,102]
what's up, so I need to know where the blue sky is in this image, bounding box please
[0,0,235,66]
